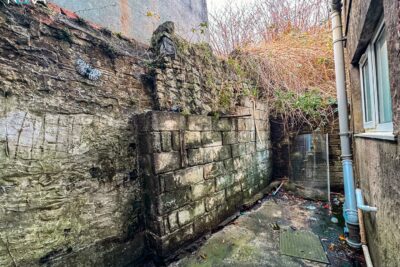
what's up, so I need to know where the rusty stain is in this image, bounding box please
[119,0,131,36]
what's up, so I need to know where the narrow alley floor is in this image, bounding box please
[168,190,366,267]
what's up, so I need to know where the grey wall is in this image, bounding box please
[51,0,209,44]
[344,0,400,266]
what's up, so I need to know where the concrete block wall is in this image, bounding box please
[137,99,271,259]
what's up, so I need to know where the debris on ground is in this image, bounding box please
[169,189,366,267]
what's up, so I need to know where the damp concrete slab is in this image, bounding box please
[168,191,365,267]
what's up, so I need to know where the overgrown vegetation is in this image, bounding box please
[209,0,336,132]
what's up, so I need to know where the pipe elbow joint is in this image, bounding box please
[356,188,378,212]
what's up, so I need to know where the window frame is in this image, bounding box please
[359,18,393,133]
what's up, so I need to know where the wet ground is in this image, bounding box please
[168,190,365,267]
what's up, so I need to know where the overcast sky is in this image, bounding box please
[207,0,253,13]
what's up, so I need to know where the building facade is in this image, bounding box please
[51,0,209,44]
[343,0,400,265]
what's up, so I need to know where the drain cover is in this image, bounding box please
[280,230,329,264]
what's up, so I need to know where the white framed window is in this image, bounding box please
[359,18,393,133]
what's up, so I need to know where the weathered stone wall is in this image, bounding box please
[0,4,152,266]
[0,4,272,266]
[344,1,400,266]
[137,98,271,259]
[149,22,255,116]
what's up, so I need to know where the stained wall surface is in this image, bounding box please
[0,4,152,266]
[138,102,271,259]
[51,0,209,44]
[344,0,400,266]
[0,3,272,266]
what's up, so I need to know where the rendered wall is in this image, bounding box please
[51,0,209,44]
[344,0,400,266]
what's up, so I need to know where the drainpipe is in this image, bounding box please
[356,188,377,267]
[330,0,361,248]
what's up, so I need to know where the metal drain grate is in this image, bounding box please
[280,230,329,264]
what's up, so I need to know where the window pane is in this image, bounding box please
[375,29,392,123]
[362,60,373,123]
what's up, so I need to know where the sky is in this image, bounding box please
[207,0,253,13]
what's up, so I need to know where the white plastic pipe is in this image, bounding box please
[330,0,360,248]
[362,244,374,267]
[356,189,378,212]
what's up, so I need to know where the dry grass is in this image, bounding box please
[240,26,335,97]
[233,25,337,131]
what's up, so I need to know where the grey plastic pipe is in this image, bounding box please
[330,0,360,248]
[356,189,378,212]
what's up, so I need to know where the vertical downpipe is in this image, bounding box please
[330,0,361,248]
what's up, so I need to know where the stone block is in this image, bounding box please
[256,140,268,151]
[191,180,215,200]
[238,118,254,131]
[255,120,268,131]
[225,183,243,199]
[203,161,225,179]
[161,166,203,191]
[246,142,256,154]
[177,166,204,185]
[233,170,245,183]
[224,158,234,172]
[255,101,268,111]
[216,174,234,191]
[238,131,253,143]
[193,212,215,233]
[187,148,204,166]
[151,111,185,131]
[222,131,237,145]
[157,189,191,215]
[186,115,212,131]
[178,201,206,226]
[234,106,252,116]
[153,152,181,174]
[167,212,179,232]
[205,191,226,211]
[239,96,254,108]
[185,131,202,148]
[212,118,232,131]
[231,143,247,157]
[138,132,161,154]
[219,146,232,160]
[171,131,181,151]
[201,131,222,147]
[203,146,221,163]
[161,131,172,151]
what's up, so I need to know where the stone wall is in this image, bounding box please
[0,4,152,266]
[0,4,272,266]
[149,22,255,116]
[137,99,271,259]
[344,0,400,266]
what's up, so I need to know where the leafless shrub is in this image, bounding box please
[209,0,336,132]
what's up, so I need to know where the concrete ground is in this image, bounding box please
[168,190,365,267]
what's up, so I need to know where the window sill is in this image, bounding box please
[354,132,397,141]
